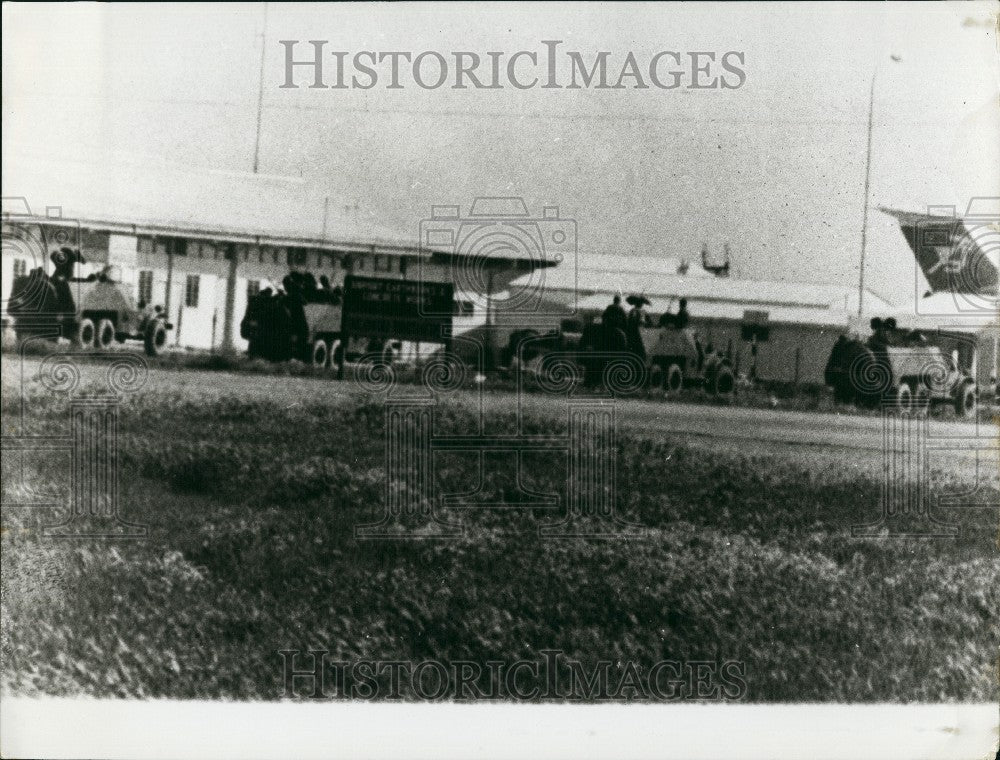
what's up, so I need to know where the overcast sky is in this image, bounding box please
[3,2,998,306]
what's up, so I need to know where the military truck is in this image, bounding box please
[504,317,735,396]
[241,285,345,366]
[825,324,977,417]
[642,326,735,396]
[8,253,171,356]
[240,274,416,368]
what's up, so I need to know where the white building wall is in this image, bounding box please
[4,222,527,352]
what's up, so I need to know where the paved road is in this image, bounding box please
[5,355,997,477]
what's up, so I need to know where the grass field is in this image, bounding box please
[1,375,997,702]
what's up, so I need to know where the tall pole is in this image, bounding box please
[252,3,269,174]
[223,3,267,353]
[857,68,876,318]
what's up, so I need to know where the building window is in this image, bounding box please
[341,255,353,271]
[171,238,188,256]
[355,255,366,271]
[246,279,260,301]
[138,270,153,306]
[13,259,27,278]
[185,275,200,308]
[374,255,393,273]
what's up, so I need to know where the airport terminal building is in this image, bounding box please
[0,208,548,354]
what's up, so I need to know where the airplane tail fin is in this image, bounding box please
[880,204,998,296]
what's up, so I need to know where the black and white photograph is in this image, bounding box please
[1,3,998,758]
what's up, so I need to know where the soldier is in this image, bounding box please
[674,298,690,329]
[867,317,890,351]
[825,334,852,402]
[602,294,627,333]
[658,298,690,329]
[281,275,309,361]
[626,300,647,361]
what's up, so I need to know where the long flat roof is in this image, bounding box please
[525,266,894,314]
[0,211,559,269]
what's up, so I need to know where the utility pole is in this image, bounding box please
[252,3,269,175]
[857,54,899,318]
[223,3,267,353]
[857,69,876,318]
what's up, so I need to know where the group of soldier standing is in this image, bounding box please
[600,293,691,361]
[241,271,342,361]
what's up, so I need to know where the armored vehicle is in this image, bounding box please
[825,323,977,417]
[504,317,735,397]
[8,251,171,356]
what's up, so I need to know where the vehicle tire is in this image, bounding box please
[665,362,684,394]
[954,382,976,419]
[75,318,96,349]
[382,340,400,365]
[331,340,344,367]
[312,339,329,368]
[913,383,930,416]
[892,383,913,414]
[647,364,664,391]
[143,320,167,357]
[709,366,735,397]
[96,318,115,349]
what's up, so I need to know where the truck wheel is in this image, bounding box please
[312,339,329,368]
[75,318,96,349]
[665,362,684,394]
[647,364,663,390]
[144,321,167,356]
[892,383,913,414]
[709,366,735,397]
[913,383,930,416]
[954,383,976,419]
[96,319,115,349]
[382,340,400,365]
